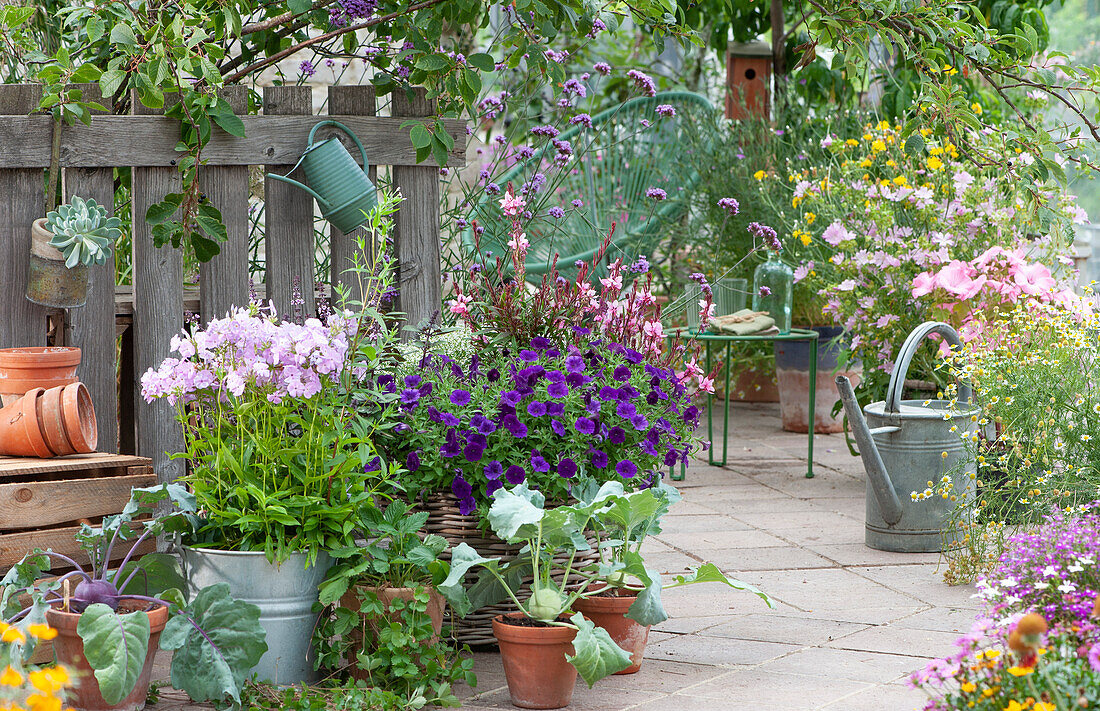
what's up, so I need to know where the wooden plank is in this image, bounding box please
[200,87,251,323]
[114,285,201,316]
[392,89,443,340]
[328,86,377,307]
[130,93,185,484]
[0,453,150,474]
[0,525,155,571]
[0,85,48,348]
[118,320,135,454]
[63,84,118,453]
[0,472,157,530]
[0,114,468,168]
[263,86,316,319]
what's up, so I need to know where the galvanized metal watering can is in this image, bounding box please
[836,322,978,553]
[267,120,378,234]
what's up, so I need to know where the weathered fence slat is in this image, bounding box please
[130,93,184,483]
[328,85,377,307]
[0,115,468,168]
[63,84,118,453]
[199,86,251,323]
[263,86,316,319]
[0,85,47,349]
[392,88,442,338]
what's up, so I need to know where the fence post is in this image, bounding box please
[263,86,316,319]
[391,88,441,339]
[63,84,118,453]
[328,85,377,307]
[0,85,48,349]
[130,92,184,483]
[200,86,251,323]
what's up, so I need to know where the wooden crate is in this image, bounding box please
[0,453,158,571]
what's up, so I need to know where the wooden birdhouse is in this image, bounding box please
[726,41,772,120]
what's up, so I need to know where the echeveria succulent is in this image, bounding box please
[45,196,121,268]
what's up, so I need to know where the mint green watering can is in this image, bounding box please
[267,120,378,234]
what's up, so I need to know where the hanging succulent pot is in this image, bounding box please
[26,197,120,309]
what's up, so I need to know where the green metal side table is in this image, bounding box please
[668,328,820,481]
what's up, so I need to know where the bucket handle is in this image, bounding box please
[308,119,371,174]
[884,321,972,414]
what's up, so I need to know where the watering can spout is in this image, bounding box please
[267,173,331,209]
[836,375,904,526]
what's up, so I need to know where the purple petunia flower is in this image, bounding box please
[484,460,503,480]
[531,337,552,350]
[558,458,578,478]
[566,372,588,388]
[404,375,421,387]
[547,381,569,398]
[450,389,472,406]
[531,451,551,473]
[608,426,626,444]
[406,450,420,472]
[464,442,484,462]
[527,401,548,417]
[565,355,586,373]
[400,388,421,405]
[550,418,566,436]
[501,390,522,406]
[590,449,609,468]
[503,414,528,439]
[505,465,526,485]
[613,365,632,382]
[615,460,639,478]
[486,479,503,497]
[546,402,565,416]
[664,450,679,466]
[440,437,461,458]
[631,414,650,431]
[452,473,473,498]
[519,349,539,362]
[574,417,597,435]
[441,412,460,427]
[617,401,637,419]
[471,413,497,435]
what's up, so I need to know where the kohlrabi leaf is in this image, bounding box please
[437,543,502,617]
[465,559,528,614]
[77,603,151,706]
[566,612,632,686]
[487,484,545,541]
[159,582,266,705]
[668,563,773,608]
[626,566,668,627]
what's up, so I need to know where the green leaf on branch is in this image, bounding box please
[903,133,926,157]
[287,0,312,14]
[566,613,632,686]
[145,194,182,225]
[77,603,151,706]
[668,563,774,608]
[437,543,501,617]
[109,23,138,47]
[410,123,431,149]
[467,53,495,72]
[159,583,267,706]
[414,54,450,71]
[208,101,245,137]
[99,69,126,99]
[625,567,668,627]
[487,483,545,541]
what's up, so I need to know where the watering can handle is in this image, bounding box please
[884,321,973,414]
[308,119,371,174]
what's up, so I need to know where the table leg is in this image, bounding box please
[718,341,732,467]
[806,336,817,479]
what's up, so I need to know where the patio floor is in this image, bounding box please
[456,401,973,710]
[150,401,972,711]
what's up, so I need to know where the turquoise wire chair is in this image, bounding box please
[462,91,716,283]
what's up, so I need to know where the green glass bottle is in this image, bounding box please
[751,253,793,334]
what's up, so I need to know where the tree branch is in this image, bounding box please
[241,0,340,35]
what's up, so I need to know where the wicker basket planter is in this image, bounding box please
[418,491,599,647]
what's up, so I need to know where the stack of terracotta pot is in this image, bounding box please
[0,347,97,458]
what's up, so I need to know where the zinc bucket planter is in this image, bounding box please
[572,590,648,674]
[492,613,578,709]
[46,600,169,711]
[181,547,331,685]
[775,326,861,433]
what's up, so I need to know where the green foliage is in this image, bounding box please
[44,196,121,267]
[160,583,268,707]
[77,603,151,706]
[311,585,475,708]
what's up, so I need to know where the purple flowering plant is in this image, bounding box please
[139,194,406,564]
[385,337,704,522]
[911,508,1100,710]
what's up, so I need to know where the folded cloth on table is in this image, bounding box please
[709,309,776,336]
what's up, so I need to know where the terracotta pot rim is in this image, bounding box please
[0,346,81,366]
[573,592,639,613]
[61,382,96,453]
[492,613,578,644]
[46,599,171,631]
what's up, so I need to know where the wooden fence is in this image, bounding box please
[0,84,467,480]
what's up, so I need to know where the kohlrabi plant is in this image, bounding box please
[0,483,266,707]
[438,482,771,686]
[44,196,121,268]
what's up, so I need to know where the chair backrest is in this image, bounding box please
[464,91,715,283]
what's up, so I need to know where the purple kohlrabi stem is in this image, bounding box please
[111,527,157,586]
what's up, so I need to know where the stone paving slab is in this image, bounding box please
[149,403,972,711]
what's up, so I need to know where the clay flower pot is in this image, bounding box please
[46,600,169,711]
[60,381,97,453]
[0,346,80,406]
[573,589,650,674]
[492,613,578,710]
[26,217,91,309]
[0,387,52,457]
[339,585,446,681]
